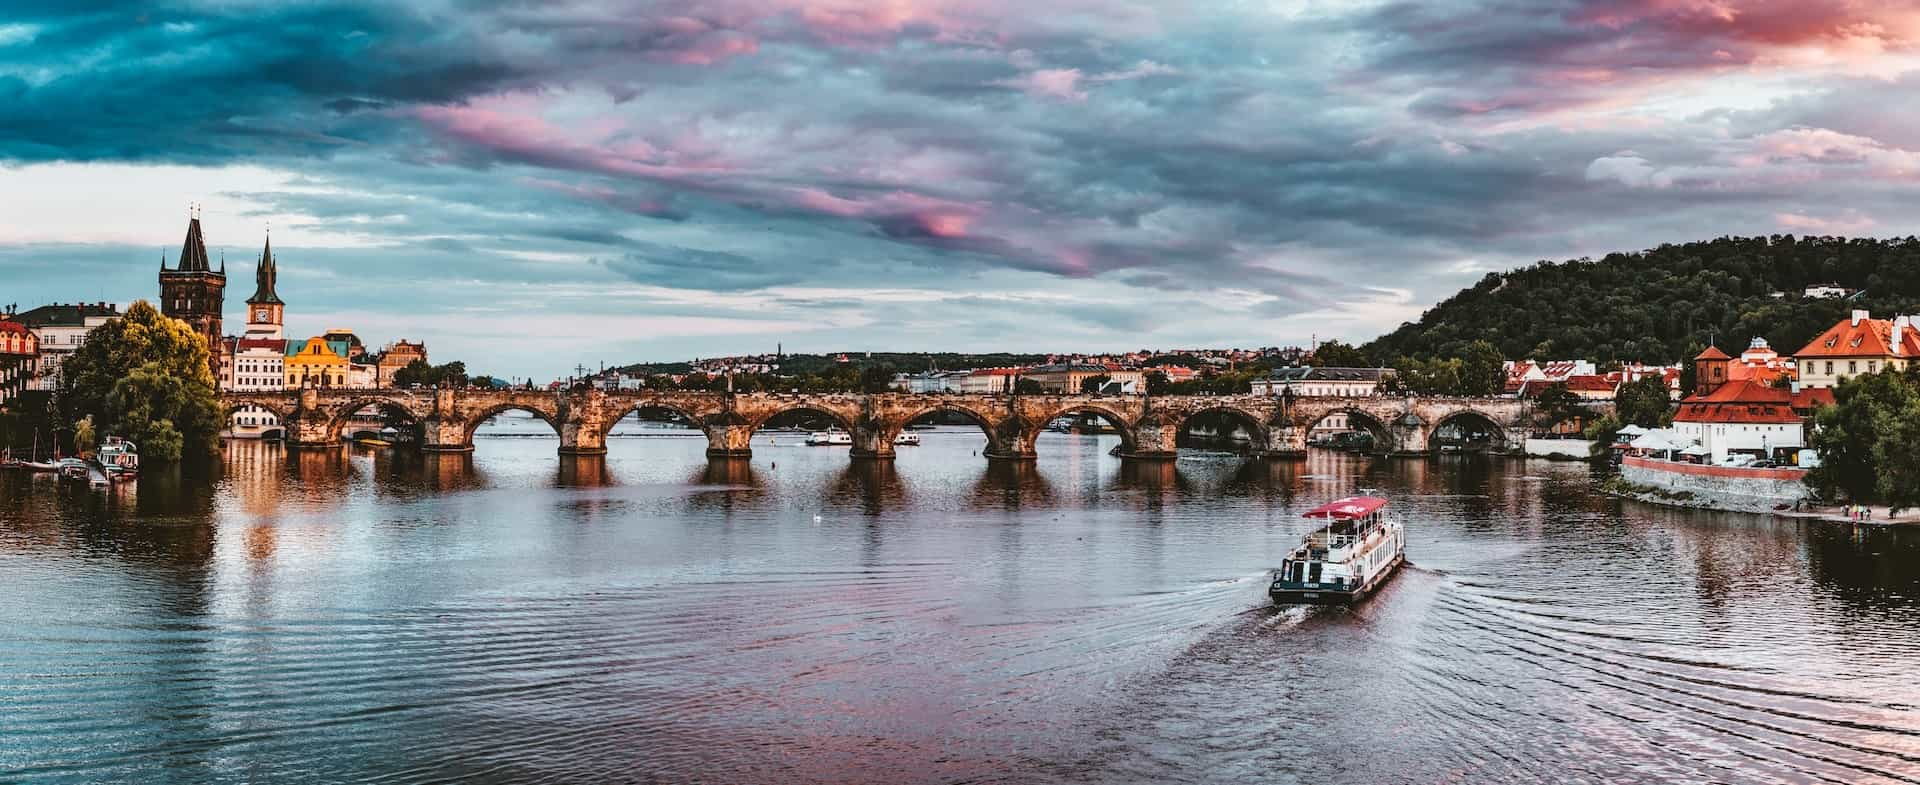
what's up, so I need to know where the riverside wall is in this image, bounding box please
[1618,456,1809,513]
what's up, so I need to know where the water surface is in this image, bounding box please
[2,417,1916,784]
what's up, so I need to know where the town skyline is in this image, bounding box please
[9,3,1920,377]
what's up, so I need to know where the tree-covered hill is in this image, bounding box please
[1364,235,1920,364]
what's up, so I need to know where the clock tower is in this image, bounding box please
[245,232,284,339]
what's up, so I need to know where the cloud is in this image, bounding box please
[2,0,1919,376]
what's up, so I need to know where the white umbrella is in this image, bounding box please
[1617,424,1648,436]
[1629,433,1674,450]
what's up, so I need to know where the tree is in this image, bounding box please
[1144,370,1172,395]
[859,364,897,393]
[1307,340,1369,368]
[394,359,470,388]
[1532,381,1584,429]
[1456,340,1506,397]
[71,415,95,457]
[57,300,221,462]
[1013,378,1045,395]
[1613,376,1675,427]
[1582,413,1623,458]
[1806,366,1920,505]
[1079,374,1112,394]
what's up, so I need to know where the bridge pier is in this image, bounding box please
[703,421,755,458]
[1119,418,1180,461]
[849,423,895,460]
[419,416,473,453]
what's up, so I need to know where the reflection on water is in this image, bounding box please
[1,423,1917,784]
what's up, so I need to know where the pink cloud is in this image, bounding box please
[1776,211,1878,234]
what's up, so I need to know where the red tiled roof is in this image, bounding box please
[1563,374,1617,392]
[1790,387,1836,410]
[1694,346,1730,360]
[0,320,28,335]
[1794,316,1920,358]
[1676,379,1803,424]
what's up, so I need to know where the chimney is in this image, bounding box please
[1852,309,1869,327]
[1895,315,1911,357]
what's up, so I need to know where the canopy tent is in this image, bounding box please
[1302,496,1388,520]
[1616,425,1648,436]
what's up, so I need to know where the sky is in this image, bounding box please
[3,1,1920,378]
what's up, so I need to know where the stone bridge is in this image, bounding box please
[221,388,1547,461]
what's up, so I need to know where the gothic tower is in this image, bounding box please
[159,210,226,378]
[245,231,284,338]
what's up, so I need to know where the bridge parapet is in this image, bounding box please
[217,389,1554,460]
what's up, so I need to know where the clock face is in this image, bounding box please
[255,308,269,321]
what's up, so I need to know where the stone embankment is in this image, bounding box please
[1610,455,1808,513]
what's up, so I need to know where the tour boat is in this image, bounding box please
[806,430,852,446]
[894,433,921,446]
[95,437,139,478]
[1270,496,1406,605]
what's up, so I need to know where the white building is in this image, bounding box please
[14,302,119,391]
[1670,379,1805,463]
[955,368,1019,394]
[891,370,969,393]
[1803,283,1852,299]
[1251,366,1389,397]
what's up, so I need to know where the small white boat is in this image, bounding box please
[1270,496,1406,605]
[805,430,852,446]
[893,433,920,446]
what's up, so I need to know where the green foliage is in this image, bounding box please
[1806,366,1920,509]
[1013,378,1045,395]
[1456,340,1505,397]
[1613,376,1674,427]
[71,415,95,457]
[1144,370,1172,395]
[1078,374,1112,394]
[859,365,897,393]
[394,359,469,388]
[1532,381,1584,428]
[1363,236,1920,364]
[1387,356,1462,395]
[1307,340,1370,368]
[57,300,221,462]
[1582,413,1623,458]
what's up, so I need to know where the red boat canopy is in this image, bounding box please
[1302,496,1388,520]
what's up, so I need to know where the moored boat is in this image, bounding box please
[1270,496,1406,605]
[893,433,920,446]
[805,430,852,446]
[96,437,139,478]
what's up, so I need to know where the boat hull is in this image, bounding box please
[1270,553,1404,606]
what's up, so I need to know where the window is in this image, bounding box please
[1849,361,1857,374]
[1869,361,1878,372]
[1826,361,1834,374]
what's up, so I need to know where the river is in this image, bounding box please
[3,415,1917,784]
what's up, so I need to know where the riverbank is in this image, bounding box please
[1775,504,1920,527]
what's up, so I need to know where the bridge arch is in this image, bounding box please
[1171,405,1271,452]
[749,404,857,434]
[1430,407,1514,453]
[226,396,296,423]
[1024,402,1138,456]
[462,402,562,444]
[884,402,1008,455]
[1300,406,1398,454]
[323,396,430,440]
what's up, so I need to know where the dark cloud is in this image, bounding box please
[4,0,1919,374]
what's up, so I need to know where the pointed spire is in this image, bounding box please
[175,213,211,272]
[248,228,283,305]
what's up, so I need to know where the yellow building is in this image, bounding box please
[285,336,353,388]
[1792,310,1919,389]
